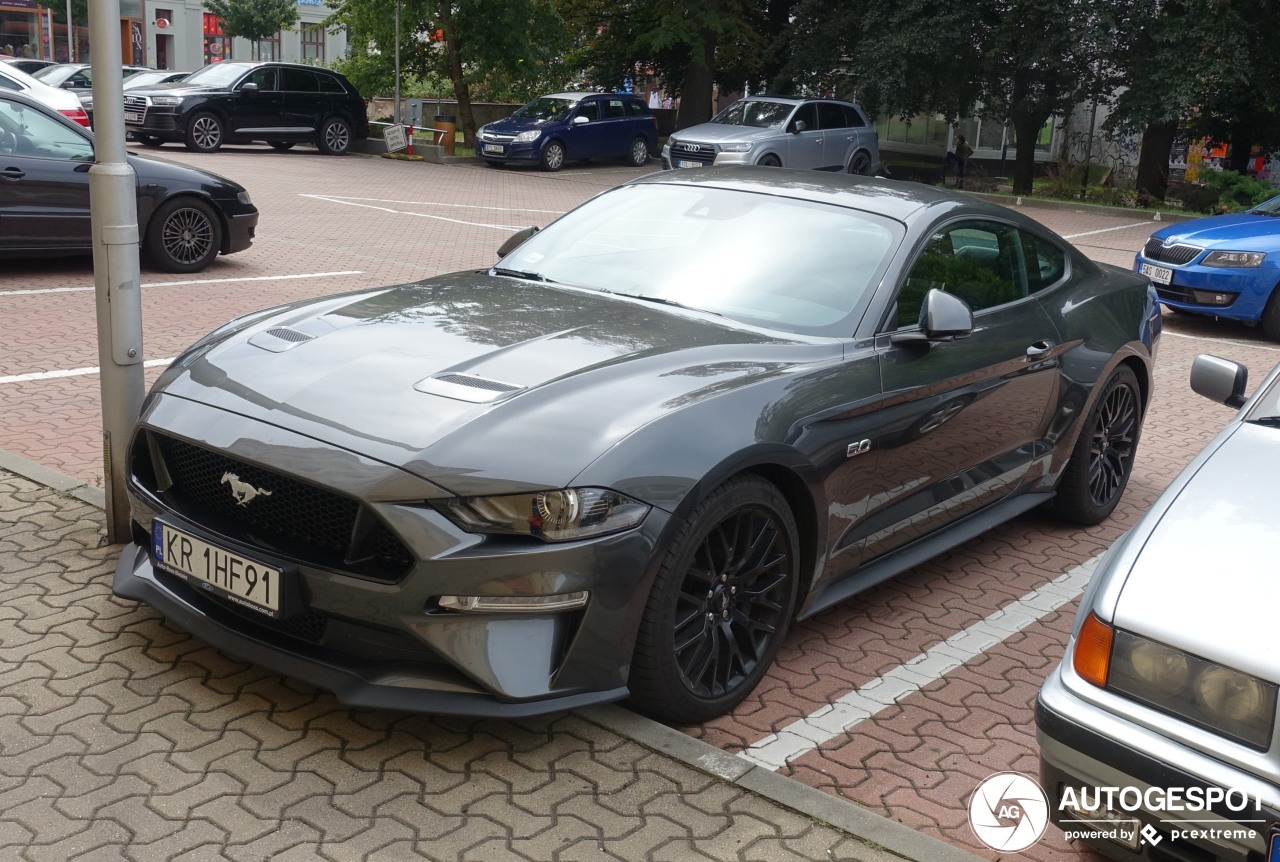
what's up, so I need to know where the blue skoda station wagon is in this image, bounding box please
[476,92,658,172]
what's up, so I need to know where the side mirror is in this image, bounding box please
[572,114,589,125]
[62,81,77,89]
[791,120,807,134]
[1190,354,1248,408]
[497,225,539,257]
[241,82,259,94]
[891,289,974,345]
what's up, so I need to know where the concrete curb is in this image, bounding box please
[962,190,1198,224]
[0,446,987,862]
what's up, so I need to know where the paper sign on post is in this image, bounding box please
[384,124,408,153]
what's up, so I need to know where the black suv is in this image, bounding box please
[124,61,368,156]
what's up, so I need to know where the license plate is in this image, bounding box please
[482,143,504,154]
[124,111,142,124]
[152,520,281,616]
[1141,262,1173,285]
[676,159,702,169]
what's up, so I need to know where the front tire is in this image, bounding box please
[1260,289,1280,340]
[318,118,352,155]
[1051,365,1142,525]
[144,197,222,273]
[757,154,781,167]
[540,140,566,172]
[139,135,164,148]
[184,112,224,153]
[628,475,799,724]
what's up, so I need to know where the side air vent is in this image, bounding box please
[414,372,524,403]
[249,326,317,352]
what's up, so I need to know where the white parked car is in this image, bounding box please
[0,61,87,126]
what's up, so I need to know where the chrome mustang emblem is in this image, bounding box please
[221,472,272,506]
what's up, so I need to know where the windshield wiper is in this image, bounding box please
[1247,415,1280,426]
[491,267,556,284]
[604,291,722,317]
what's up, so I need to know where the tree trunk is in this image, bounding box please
[674,0,717,130]
[437,2,474,146]
[1010,114,1045,195]
[1135,120,1177,203]
[1226,126,1251,173]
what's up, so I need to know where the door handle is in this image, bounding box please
[1026,339,1056,359]
[0,167,24,180]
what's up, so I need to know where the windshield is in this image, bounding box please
[512,96,577,121]
[1250,194,1280,217]
[495,184,902,335]
[710,99,795,128]
[182,63,251,87]
[33,65,79,86]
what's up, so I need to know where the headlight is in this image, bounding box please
[1107,629,1277,749]
[719,142,753,152]
[1203,250,1266,267]
[236,191,252,206]
[150,95,184,106]
[438,488,650,542]
[514,130,541,143]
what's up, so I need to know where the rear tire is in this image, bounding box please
[628,475,799,724]
[627,137,650,167]
[848,150,872,175]
[1051,365,1142,525]
[318,118,352,155]
[139,135,164,148]
[268,141,295,151]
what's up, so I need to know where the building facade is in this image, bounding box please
[1,0,345,70]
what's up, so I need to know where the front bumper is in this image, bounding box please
[113,394,673,717]
[476,139,543,163]
[223,208,257,255]
[1037,667,1279,862]
[1134,253,1279,325]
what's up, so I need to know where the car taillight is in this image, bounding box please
[60,108,91,127]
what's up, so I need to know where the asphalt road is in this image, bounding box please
[3,142,1278,862]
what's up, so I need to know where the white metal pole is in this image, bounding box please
[66,0,74,61]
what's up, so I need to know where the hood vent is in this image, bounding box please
[414,372,524,403]
[249,327,318,352]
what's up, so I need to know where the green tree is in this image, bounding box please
[327,0,569,144]
[204,0,300,58]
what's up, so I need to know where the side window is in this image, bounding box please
[816,102,847,130]
[575,100,599,121]
[0,97,94,161]
[280,68,319,92]
[1021,232,1068,293]
[604,99,626,119]
[241,67,278,91]
[0,73,19,91]
[626,101,646,117]
[791,103,817,132]
[318,73,346,94]
[895,220,1028,327]
[844,105,866,128]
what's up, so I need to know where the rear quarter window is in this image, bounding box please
[318,73,347,94]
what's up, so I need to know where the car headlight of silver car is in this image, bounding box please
[514,130,541,143]
[719,142,753,152]
[1080,618,1279,749]
[1202,250,1266,267]
[439,488,650,542]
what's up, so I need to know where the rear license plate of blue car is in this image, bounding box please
[152,520,281,617]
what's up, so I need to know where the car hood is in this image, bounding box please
[1111,422,1280,683]
[671,122,782,145]
[155,273,825,496]
[484,116,565,134]
[1155,212,1280,249]
[125,150,246,195]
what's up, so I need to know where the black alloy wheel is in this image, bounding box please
[629,475,799,724]
[848,150,872,175]
[1052,365,1142,525]
[145,197,222,273]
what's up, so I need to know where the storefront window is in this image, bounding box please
[203,12,230,64]
[1,2,41,59]
[256,30,280,61]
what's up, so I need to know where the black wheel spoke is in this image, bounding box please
[1088,379,1140,506]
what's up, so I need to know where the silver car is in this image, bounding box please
[1037,354,1280,862]
[662,96,880,174]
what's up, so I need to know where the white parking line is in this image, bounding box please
[1062,222,1151,239]
[1164,330,1280,353]
[736,555,1100,771]
[0,270,363,298]
[301,194,563,230]
[0,358,176,386]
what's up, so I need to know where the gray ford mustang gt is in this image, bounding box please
[114,168,1161,723]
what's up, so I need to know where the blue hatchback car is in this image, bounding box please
[1134,195,1280,339]
[476,92,658,172]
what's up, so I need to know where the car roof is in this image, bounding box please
[542,92,640,101]
[626,166,1023,225]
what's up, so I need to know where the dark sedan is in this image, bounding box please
[113,168,1160,722]
[0,90,257,272]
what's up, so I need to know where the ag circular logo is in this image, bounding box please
[968,772,1050,852]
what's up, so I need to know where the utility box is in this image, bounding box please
[404,98,423,129]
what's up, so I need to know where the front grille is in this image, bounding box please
[139,433,415,581]
[1143,238,1202,265]
[669,142,716,165]
[123,95,147,111]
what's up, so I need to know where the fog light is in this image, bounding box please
[1191,289,1237,306]
[437,591,589,613]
